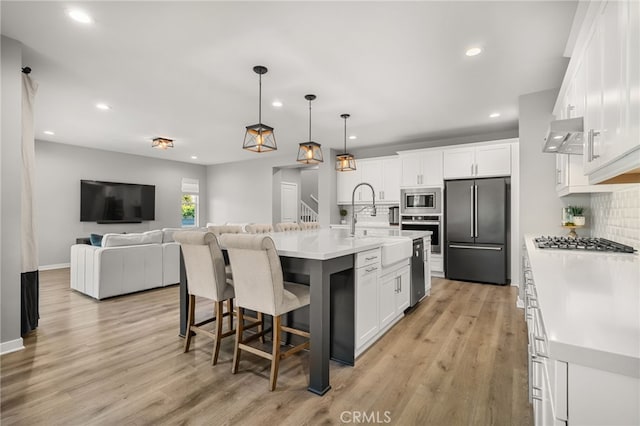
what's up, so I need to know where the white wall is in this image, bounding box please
[272,167,302,224]
[35,141,207,266]
[206,155,338,225]
[300,168,319,210]
[518,88,591,240]
[1,36,24,350]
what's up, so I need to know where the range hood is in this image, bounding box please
[543,117,584,154]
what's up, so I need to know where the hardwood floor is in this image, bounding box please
[1,269,532,425]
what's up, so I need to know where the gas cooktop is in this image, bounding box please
[534,236,636,253]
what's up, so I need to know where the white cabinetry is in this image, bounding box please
[564,0,640,184]
[355,249,380,349]
[399,150,443,187]
[355,248,411,357]
[337,167,361,205]
[337,157,400,204]
[443,144,511,179]
[378,259,410,331]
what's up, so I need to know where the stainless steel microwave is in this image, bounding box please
[401,187,442,215]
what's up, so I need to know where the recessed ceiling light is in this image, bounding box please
[553,135,564,140]
[43,130,55,135]
[96,103,111,110]
[272,100,283,107]
[466,47,482,57]
[67,9,93,24]
[489,112,500,118]
[191,155,198,160]
[349,135,357,140]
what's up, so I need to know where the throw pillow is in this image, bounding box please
[90,233,103,246]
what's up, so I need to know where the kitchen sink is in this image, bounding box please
[380,238,412,267]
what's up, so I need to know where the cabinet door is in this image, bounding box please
[443,148,475,179]
[337,168,361,204]
[381,158,401,202]
[555,154,568,192]
[400,156,422,186]
[627,0,640,159]
[395,267,411,312]
[421,151,444,186]
[584,18,604,174]
[378,274,397,330]
[475,144,511,177]
[601,0,625,162]
[360,159,382,203]
[356,266,379,348]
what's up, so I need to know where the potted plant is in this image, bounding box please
[339,208,348,225]
[569,206,586,226]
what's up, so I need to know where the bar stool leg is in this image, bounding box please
[212,301,224,365]
[227,299,234,331]
[232,307,244,374]
[269,315,282,391]
[184,295,195,352]
[257,312,264,343]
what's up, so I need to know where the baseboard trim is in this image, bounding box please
[1,338,24,355]
[40,263,70,271]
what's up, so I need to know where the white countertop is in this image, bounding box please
[265,228,394,260]
[524,235,640,377]
[330,224,431,240]
[330,222,400,230]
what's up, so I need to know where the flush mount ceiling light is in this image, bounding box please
[272,100,283,107]
[95,103,111,110]
[349,135,357,140]
[466,47,482,57]
[152,137,174,150]
[43,130,55,135]
[297,94,324,164]
[243,65,277,153]
[336,113,356,172]
[489,112,501,118]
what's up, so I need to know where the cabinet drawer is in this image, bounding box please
[356,248,381,268]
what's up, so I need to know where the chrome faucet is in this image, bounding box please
[351,182,377,236]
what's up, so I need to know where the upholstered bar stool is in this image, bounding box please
[207,225,244,236]
[300,222,320,230]
[246,224,274,234]
[174,231,236,365]
[275,222,300,232]
[221,234,311,391]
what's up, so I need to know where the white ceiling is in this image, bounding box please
[1,1,577,166]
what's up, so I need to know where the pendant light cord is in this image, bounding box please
[343,116,347,154]
[308,99,312,141]
[258,73,262,124]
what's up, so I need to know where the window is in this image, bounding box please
[181,178,199,228]
[181,194,198,227]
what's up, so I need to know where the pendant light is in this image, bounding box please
[336,114,356,171]
[296,94,324,164]
[243,65,277,153]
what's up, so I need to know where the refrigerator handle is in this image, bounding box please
[470,185,474,237]
[474,185,478,237]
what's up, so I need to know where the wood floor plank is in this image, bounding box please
[0,269,532,425]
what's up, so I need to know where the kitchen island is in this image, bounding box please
[178,228,430,396]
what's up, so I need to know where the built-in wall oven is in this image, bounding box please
[401,187,442,216]
[401,215,441,254]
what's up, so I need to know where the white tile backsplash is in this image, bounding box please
[338,204,394,225]
[590,185,640,249]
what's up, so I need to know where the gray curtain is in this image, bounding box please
[21,72,39,335]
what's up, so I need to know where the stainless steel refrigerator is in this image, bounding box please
[444,177,509,285]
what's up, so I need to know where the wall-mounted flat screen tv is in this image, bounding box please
[80,180,155,223]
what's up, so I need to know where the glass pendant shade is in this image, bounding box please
[297,141,323,164]
[152,137,174,150]
[244,65,277,153]
[336,153,356,171]
[336,113,356,171]
[243,123,276,152]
